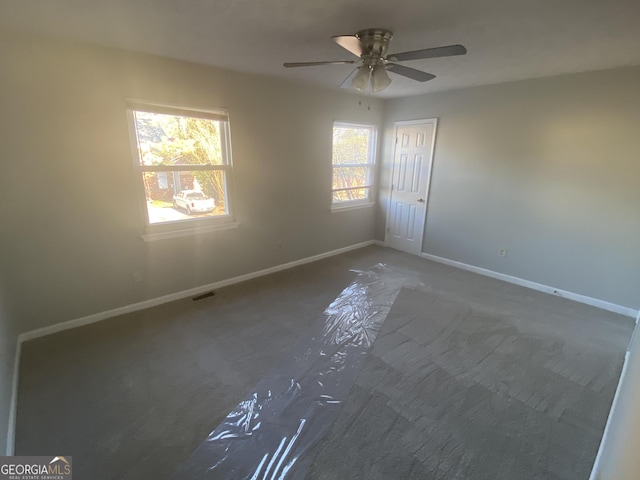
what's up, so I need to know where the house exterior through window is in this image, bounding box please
[127,101,235,238]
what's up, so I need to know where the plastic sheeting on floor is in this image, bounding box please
[173,264,417,479]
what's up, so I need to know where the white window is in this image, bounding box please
[157,172,169,190]
[331,123,376,209]
[127,101,236,239]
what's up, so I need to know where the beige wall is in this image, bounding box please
[379,67,640,309]
[0,31,383,338]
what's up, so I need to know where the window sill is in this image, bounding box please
[330,202,374,213]
[141,221,239,242]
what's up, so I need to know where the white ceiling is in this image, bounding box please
[2,0,640,98]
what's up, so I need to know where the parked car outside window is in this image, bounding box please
[173,190,215,214]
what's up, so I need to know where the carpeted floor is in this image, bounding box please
[15,246,633,479]
[305,286,630,479]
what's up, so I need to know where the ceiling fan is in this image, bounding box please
[284,28,466,93]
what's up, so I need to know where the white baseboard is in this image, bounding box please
[7,239,376,455]
[589,312,640,480]
[20,240,375,343]
[419,253,638,319]
[5,341,21,456]
[588,335,633,480]
[372,239,386,247]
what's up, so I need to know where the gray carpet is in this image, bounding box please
[15,246,633,479]
[305,287,630,479]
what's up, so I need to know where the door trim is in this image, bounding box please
[383,118,439,253]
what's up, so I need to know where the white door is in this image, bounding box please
[386,120,437,255]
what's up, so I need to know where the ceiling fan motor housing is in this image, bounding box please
[356,28,393,64]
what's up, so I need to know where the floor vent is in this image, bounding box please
[192,291,215,301]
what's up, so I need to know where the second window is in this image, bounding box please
[331,123,376,207]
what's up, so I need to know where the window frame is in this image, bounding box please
[330,122,377,212]
[126,99,237,241]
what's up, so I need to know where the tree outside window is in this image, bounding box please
[332,123,376,206]
[128,102,234,226]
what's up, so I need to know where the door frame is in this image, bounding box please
[383,118,439,253]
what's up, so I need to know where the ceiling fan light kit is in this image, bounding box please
[371,64,392,92]
[283,28,467,93]
[352,66,371,91]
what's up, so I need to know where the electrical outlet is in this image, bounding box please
[277,242,283,249]
[132,271,143,282]
[498,248,507,257]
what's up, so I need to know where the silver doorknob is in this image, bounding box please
[417,198,425,203]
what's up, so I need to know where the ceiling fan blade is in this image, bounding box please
[388,44,467,62]
[386,63,436,82]
[331,35,364,57]
[283,60,357,68]
[339,67,360,88]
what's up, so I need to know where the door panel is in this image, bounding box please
[386,121,437,255]
[411,155,423,192]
